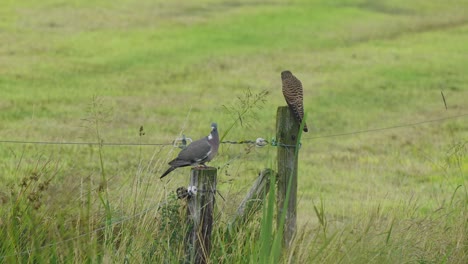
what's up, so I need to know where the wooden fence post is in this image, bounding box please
[185,167,217,264]
[276,106,300,248]
[230,168,275,229]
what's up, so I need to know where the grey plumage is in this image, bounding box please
[281,70,308,132]
[160,123,219,179]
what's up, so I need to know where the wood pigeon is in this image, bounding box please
[281,70,308,132]
[160,123,219,179]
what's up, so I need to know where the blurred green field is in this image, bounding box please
[1,0,467,263]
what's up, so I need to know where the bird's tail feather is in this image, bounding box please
[160,166,176,179]
[289,104,308,132]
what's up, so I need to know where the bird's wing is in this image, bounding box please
[168,158,193,167]
[176,137,212,163]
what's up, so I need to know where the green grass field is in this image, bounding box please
[1,0,467,263]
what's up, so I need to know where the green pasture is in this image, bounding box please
[1,0,467,263]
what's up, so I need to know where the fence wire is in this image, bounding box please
[0,112,466,259]
[303,112,468,140]
[0,112,466,147]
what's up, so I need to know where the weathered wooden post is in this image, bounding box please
[276,106,300,248]
[230,168,275,229]
[185,167,217,264]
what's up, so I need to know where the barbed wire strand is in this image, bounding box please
[0,113,466,147]
[0,200,169,260]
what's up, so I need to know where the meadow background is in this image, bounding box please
[1,0,467,263]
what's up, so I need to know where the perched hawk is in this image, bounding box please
[281,70,308,132]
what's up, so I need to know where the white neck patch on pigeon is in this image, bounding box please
[208,134,213,140]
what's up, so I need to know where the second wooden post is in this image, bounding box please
[276,106,300,248]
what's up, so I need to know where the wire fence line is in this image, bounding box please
[303,112,468,140]
[0,112,466,259]
[0,140,171,146]
[0,113,466,147]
